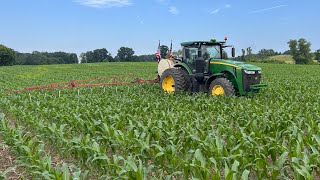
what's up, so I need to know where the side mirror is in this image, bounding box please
[232,47,235,58]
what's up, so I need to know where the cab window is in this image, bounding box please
[203,45,221,59]
[184,47,198,69]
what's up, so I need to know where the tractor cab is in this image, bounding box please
[180,39,235,74]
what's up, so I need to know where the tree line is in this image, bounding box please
[0,45,157,66]
[79,47,156,63]
[15,51,78,65]
[238,38,320,64]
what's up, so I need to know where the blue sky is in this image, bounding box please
[1,0,319,56]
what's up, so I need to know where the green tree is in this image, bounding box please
[80,53,87,63]
[13,51,78,65]
[241,49,246,61]
[160,45,169,58]
[222,51,228,59]
[105,55,114,62]
[80,48,112,63]
[246,47,252,55]
[24,51,48,65]
[116,47,134,62]
[82,51,94,63]
[257,49,276,57]
[69,53,79,64]
[15,52,29,65]
[172,49,182,57]
[93,48,111,62]
[241,49,246,56]
[49,52,69,64]
[283,50,291,55]
[131,55,139,62]
[288,40,298,56]
[243,47,254,61]
[288,38,312,64]
[0,44,16,66]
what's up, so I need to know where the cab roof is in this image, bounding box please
[181,41,225,47]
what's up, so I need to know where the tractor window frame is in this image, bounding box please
[183,47,198,70]
[202,45,222,60]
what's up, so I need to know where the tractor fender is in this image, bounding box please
[205,73,225,89]
[206,71,238,90]
[173,63,192,74]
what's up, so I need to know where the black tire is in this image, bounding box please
[160,68,186,93]
[176,68,190,91]
[209,77,235,96]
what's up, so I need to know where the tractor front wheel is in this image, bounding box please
[209,77,235,96]
[160,68,186,93]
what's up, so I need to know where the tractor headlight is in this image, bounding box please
[258,70,262,74]
[244,70,255,75]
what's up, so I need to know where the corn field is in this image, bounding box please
[0,62,319,179]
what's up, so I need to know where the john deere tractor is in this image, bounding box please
[158,39,266,96]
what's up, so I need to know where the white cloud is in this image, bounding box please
[210,4,231,15]
[210,8,220,14]
[225,4,231,8]
[169,6,179,15]
[75,0,132,8]
[249,5,287,14]
[156,0,179,15]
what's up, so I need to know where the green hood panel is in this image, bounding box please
[211,59,261,71]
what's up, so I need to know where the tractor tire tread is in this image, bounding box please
[160,68,186,93]
[175,67,190,91]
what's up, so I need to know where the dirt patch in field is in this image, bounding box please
[0,140,25,179]
[44,144,76,169]
[0,111,17,127]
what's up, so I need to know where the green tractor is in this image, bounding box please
[158,39,266,96]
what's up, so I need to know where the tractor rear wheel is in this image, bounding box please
[177,68,190,91]
[160,68,186,93]
[209,77,235,96]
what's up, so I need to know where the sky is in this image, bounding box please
[0,0,319,56]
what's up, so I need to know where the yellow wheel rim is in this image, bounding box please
[162,75,175,92]
[212,85,225,95]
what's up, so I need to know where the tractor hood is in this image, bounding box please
[211,59,261,71]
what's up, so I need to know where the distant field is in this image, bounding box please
[0,62,320,179]
[0,62,157,91]
[265,55,319,64]
[267,55,295,64]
